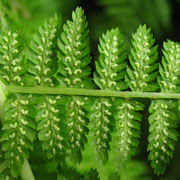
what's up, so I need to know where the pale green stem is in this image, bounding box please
[5,85,180,99]
[20,159,35,180]
[0,80,6,121]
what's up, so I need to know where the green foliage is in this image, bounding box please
[148,41,180,175]
[109,25,159,173]
[28,141,59,180]
[148,99,179,175]
[158,41,180,93]
[88,97,114,164]
[88,28,127,164]
[112,99,144,171]
[26,14,70,164]
[0,94,36,177]
[0,30,36,178]
[36,95,69,161]
[0,6,179,180]
[0,30,26,86]
[57,7,93,89]
[26,13,60,87]
[126,25,159,92]
[93,28,128,91]
[57,7,94,164]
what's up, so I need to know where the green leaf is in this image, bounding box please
[0,31,27,86]
[158,40,180,92]
[126,24,159,92]
[111,98,144,172]
[94,28,127,91]
[148,99,179,175]
[1,94,36,177]
[57,7,94,164]
[26,13,60,87]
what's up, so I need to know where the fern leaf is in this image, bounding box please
[26,14,70,162]
[89,28,128,164]
[126,24,159,92]
[0,31,36,177]
[112,25,158,172]
[0,31,26,86]
[158,40,180,93]
[0,93,36,177]
[93,28,128,91]
[57,7,93,89]
[36,95,69,161]
[57,7,94,163]
[113,99,144,171]
[26,13,60,87]
[88,97,114,164]
[148,40,180,175]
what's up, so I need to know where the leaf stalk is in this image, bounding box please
[5,85,180,99]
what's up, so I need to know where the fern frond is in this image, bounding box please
[148,99,178,175]
[126,24,159,92]
[88,97,113,164]
[0,93,36,177]
[57,7,93,89]
[26,14,70,162]
[57,7,94,163]
[113,99,144,171]
[148,40,180,175]
[93,28,128,91]
[36,95,69,161]
[158,40,180,93]
[26,13,60,87]
[0,5,179,178]
[112,25,158,172]
[0,31,37,177]
[0,31,26,86]
[89,28,127,164]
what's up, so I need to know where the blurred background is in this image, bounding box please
[0,0,180,179]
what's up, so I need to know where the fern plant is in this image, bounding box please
[0,6,179,180]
